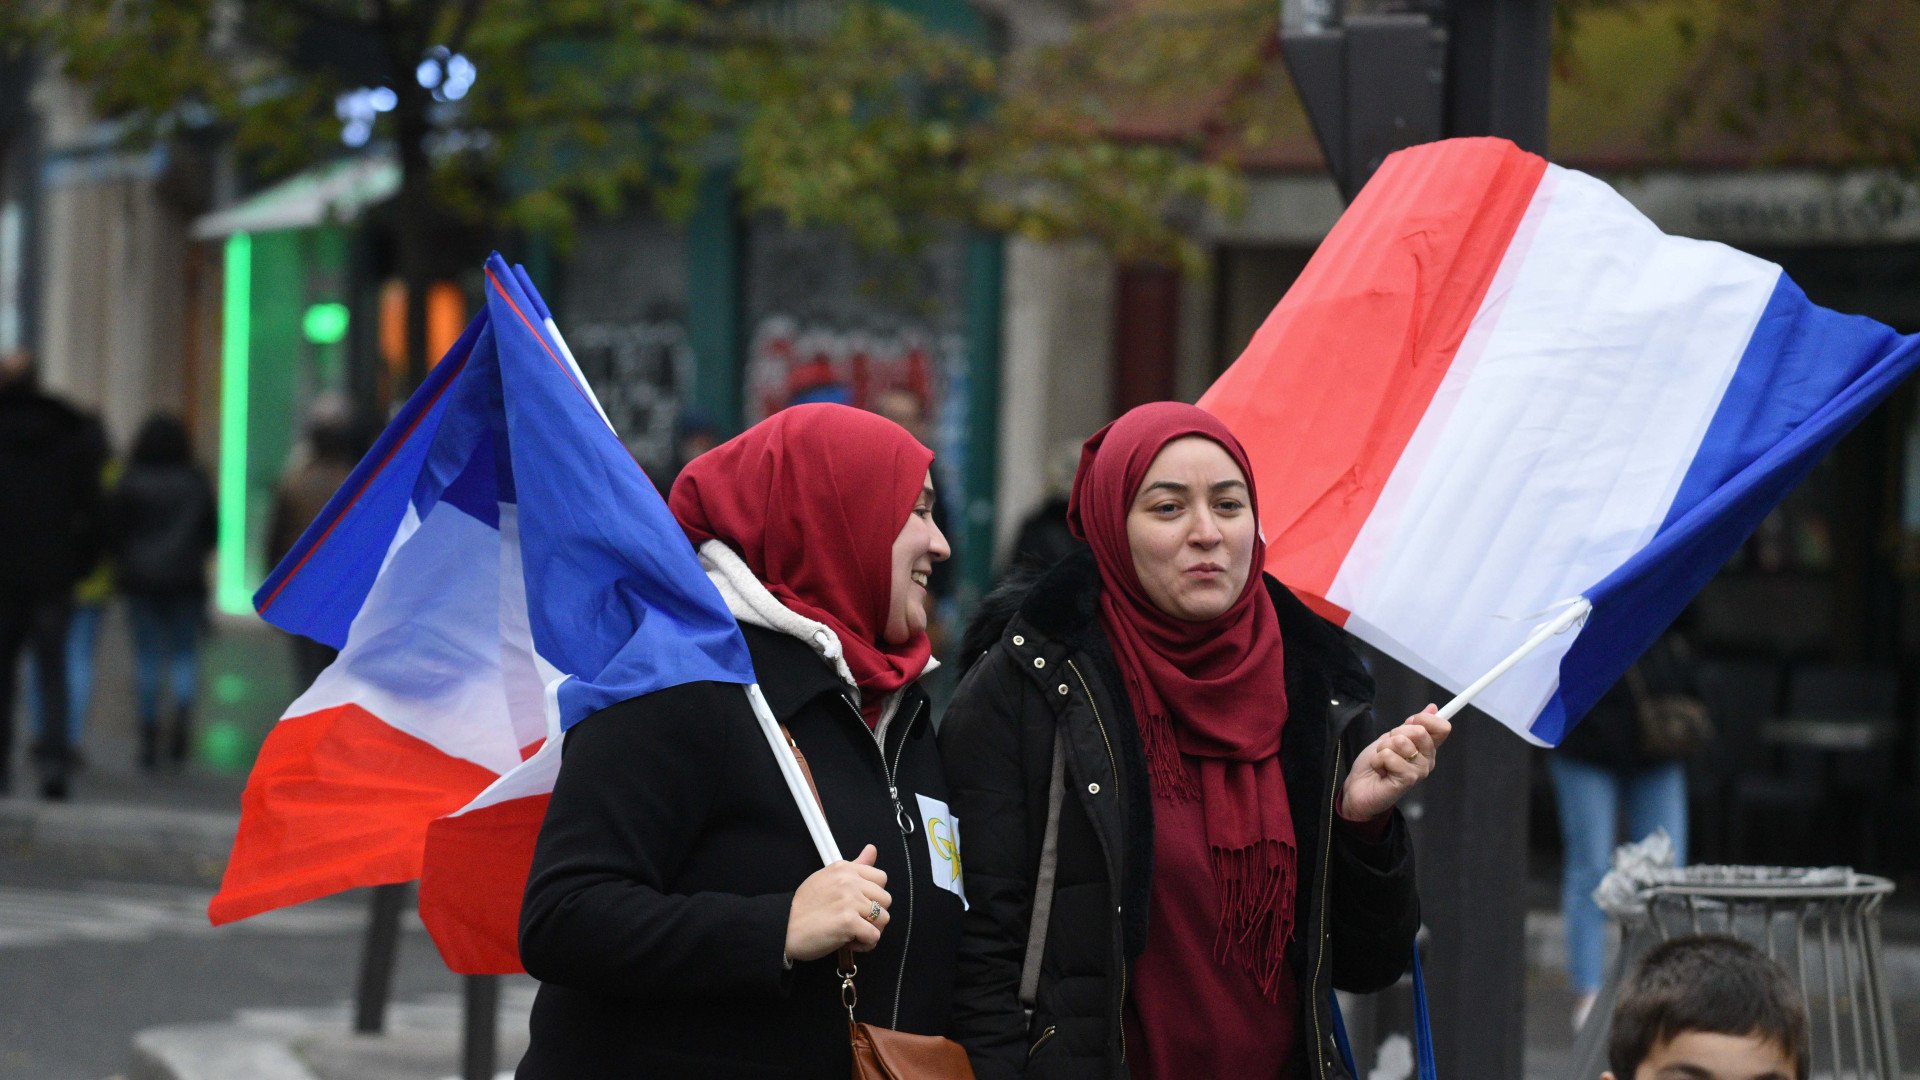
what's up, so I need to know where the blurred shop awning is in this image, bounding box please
[191,154,398,240]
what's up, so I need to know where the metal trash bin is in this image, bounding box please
[1566,865,1900,1080]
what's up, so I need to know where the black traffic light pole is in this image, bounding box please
[1279,2,1552,1076]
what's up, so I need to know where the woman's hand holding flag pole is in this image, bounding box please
[1434,597,1591,723]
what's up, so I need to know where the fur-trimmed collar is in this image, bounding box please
[697,539,939,702]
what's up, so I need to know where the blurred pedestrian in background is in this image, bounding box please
[1550,623,1705,1031]
[655,404,721,493]
[872,387,957,652]
[29,419,115,775]
[268,395,363,689]
[0,348,106,800]
[109,413,216,772]
[1000,438,1083,581]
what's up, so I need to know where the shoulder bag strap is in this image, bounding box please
[1329,939,1437,1080]
[1020,724,1069,1016]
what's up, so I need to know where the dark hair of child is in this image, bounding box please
[1608,934,1809,1080]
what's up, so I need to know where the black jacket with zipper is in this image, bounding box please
[516,623,963,1079]
[941,551,1420,1080]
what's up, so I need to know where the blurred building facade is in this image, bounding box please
[10,69,218,455]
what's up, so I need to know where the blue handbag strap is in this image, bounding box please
[1328,939,1437,1079]
[1412,940,1436,1080]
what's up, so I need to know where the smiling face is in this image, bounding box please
[1124,436,1256,623]
[883,469,950,645]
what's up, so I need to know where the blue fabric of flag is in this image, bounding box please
[1531,274,1920,744]
[253,313,486,647]
[481,257,754,727]
[255,253,755,724]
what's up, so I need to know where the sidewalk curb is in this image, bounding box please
[0,796,236,885]
[129,994,534,1080]
[131,1025,319,1080]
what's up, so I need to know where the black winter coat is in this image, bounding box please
[110,461,216,598]
[941,552,1420,1080]
[0,384,104,598]
[517,623,963,1080]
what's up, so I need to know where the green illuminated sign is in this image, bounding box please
[302,301,349,345]
[217,233,253,616]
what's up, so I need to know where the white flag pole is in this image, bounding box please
[745,683,843,868]
[542,316,617,434]
[1436,597,1592,722]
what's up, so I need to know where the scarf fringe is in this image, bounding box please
[1135,688,1201,803]
[1209,839,1298,1003]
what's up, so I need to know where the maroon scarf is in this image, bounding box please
[670,403,935,722]
[1067,402,1296,999]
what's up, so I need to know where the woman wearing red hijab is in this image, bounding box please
[942,402,1447,1080]
[517,404,965,1079]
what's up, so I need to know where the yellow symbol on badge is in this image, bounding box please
[927,815,962,889]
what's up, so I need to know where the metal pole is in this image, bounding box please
[1443,0,1552,153]
[1417,4,1551,1076]
[1277,3,1552,1072]
[462,974,500,1080]
[353,882,410,1034]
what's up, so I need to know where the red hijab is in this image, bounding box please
[670,404,935,719]
[1067,402,1296,999]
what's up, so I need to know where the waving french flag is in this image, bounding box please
[208,255,754,973]
[1202,138,1919,746]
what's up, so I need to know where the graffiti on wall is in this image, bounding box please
[570,319,695,477]
[745,315,963,424]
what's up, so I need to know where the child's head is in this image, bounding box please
[1602,935,1808,1080]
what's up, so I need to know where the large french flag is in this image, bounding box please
[208,255,755,973]
[1202,138,1919,746]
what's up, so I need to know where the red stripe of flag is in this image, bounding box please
[1199,138,1547,621]
[209,705,499,926]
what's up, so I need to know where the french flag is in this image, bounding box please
[208,255,756,974]
[1202,138,1919,745]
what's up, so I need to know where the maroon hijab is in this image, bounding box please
[1067,402,1296,999]
[670,404,935,719]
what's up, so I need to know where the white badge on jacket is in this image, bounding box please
[914,793,966,908]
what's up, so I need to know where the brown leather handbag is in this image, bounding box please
[1625,659,1713,758]
[781,725,976,1080]
[840,945,975,1079]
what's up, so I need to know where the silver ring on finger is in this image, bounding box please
[865,901,883,924]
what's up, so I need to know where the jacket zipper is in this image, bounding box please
[1310,743,1343,1080]
[1063,659,1125,1063]
[1027,1025,1057,1059]
[1064,660,1120,786]
[844,693,923,1031]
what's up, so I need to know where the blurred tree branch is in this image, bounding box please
[45,0,1250,350]
[1556,0,1920,170]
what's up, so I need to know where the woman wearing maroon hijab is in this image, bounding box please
[942,402,1446,1080]
[518,404,966,1080]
